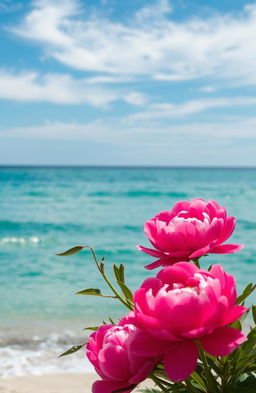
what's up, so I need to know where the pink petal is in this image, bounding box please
[200,327,247,356]
[217,216,236,244]
[157,262,199,286]
[129,360,156,384]
[99,346,130,381]
[92,380,135,393]
[129,329,169,357]
[144,256,177,270]
[171,201,191,216]
[223,305,248,325]
[164,340,198,382]
[189,244,211,259]
[210,244,244,254]
[136,245,164,258]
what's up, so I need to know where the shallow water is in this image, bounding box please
[0,167,255,376]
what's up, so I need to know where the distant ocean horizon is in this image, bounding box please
[1,166,255,377]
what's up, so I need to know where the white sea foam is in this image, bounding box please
[0,236,40,245]
[0,331,94,378]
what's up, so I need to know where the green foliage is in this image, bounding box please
[56,245,85,256]
[82,326,98,331]
[139,390,162,393]
[236,283,256,305]
[58,344,85,358]
[58,244,256,393]
[76,288,102,296]
[113,264,134,306]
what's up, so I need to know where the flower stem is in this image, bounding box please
[150,374,169,392]
[193,258,201,268]
[199,345,219,393]
[88,247,132,310]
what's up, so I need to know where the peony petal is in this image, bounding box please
[144,256,178,270]
[129,329,169,357]
[156,262,198,286]
[92,380,135,393]
[136,245,164,258]
[217,216,236,244]
[99,346,131,381]
[129,360,156,384]
[223,305,248,325]
[171,201,191,216]
[211,244,244,254]
[200,326,247,356]
[164,340,199,382]
[189,244,211,259]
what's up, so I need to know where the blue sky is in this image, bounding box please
[0,0,256,166]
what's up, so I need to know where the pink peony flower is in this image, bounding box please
[86,321,157,393]
[137,198,244,270]
[130,262,247,382]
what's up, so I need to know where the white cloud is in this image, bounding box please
[1,115,256,143]
[8,0,256,85]
[127,97,256,121]
[0,69,146,106]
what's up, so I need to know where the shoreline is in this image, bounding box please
[0,373,155,393]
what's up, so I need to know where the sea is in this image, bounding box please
[0,167,256,377]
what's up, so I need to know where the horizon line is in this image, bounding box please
[0,165,256,170]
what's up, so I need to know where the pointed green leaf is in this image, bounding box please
[231,319,242,330]
[113,264,121,281]
[119,264,125,283]
[236,284,256,305]
[190,372,207,391]
[108,317,115,324]
[76,288,102,296]
[117,281,133,302]
[252,306,256,325]
[56,246,85,256]
[82,326,98,331]
[58,344,84,358]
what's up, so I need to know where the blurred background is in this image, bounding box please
[0,0,256,380]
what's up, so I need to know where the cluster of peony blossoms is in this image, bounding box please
[86,199,247,393]
[59,198,256,393]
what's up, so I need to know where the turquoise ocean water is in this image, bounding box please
[1,167,256,376]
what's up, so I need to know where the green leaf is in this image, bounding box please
[117,281,133,302]
[56,245,85,256]
[119,264,125,283]
[82,326,98,331]
[252,305,256,325]
[190,372,207,391]
[76,288,102,296]
[231,319,242,330]
[100,257,105,273]
[113,264,121,282]
[232,374,256,393]
[58,344,84,358]
[236,284,256,305]
[139,390,162,393]
[108,317,115,324]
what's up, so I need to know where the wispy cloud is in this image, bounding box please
[2,115,256,142]
[0,69,147,106]
[127,97,256,121]
[8,0,256,85]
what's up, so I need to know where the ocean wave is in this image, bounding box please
[88,190,188,198]
[0,331,93,378]
[0,236,40,245]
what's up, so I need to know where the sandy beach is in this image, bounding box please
[0,373,155,393]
